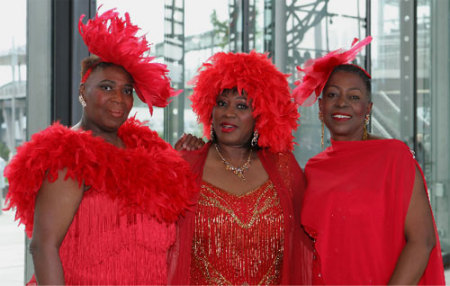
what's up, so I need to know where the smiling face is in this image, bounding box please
[79,64,134,133]
[211,89,255,147]
[319,70,372,141]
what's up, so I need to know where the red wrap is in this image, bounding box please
[301,139,445,285]
[168,142,314,285]
[4,118,196,285]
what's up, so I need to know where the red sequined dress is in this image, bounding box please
[4,118,196,285]
[168,143,314,285]
[190,180,284,285]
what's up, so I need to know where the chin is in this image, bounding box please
[104,119,127,131]
[217,137,246,146]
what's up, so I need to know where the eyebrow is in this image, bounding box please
[326,84,362,92]
[99,80,133,87]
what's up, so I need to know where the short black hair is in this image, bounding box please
[328,64,371,100]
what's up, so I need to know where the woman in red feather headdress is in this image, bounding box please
[169,51,314,285]
[4,8,195,285]
[293,37,445,285]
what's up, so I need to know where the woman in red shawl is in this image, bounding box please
[169,51,313,285]
[4,8,195,285]
[293,37,445,285]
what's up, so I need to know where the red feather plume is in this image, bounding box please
[292,36,373,106]
[78,8,181,114]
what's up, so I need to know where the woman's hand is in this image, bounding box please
[174,133,205,151]
[30,169,84,285]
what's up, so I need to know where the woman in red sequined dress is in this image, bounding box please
[4,9,195,285]
[169,51,313,285]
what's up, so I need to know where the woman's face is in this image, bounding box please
[319,71,372,141]
[80,64,134,132]
[212,90,255,147]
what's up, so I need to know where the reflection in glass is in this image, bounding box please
[0,0,26,284]
[277,0,367,166]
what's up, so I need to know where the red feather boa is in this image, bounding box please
[189,51,299,153]
[4,118,196,237]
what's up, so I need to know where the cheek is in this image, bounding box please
[242,112,255,129]
[353,103,368,116]
[321,100,333,115]
[88,92,106,106]
[125,97,134,111]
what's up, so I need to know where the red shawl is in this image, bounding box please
[168,142,314,285]
[301,139,445,285]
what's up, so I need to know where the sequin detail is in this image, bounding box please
[190,180,284,285]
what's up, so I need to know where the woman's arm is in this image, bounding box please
[388,166,436,285]
[30,169,84,285]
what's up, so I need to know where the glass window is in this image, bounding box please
[277,0,367,166]
[419,0,450,258]
[0,0,27,284]
[371,0,416,147]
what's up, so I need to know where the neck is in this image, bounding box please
[215,142,252,165]
[331,128,367,142]
[73,118,124,148]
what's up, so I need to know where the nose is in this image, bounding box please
[336,95,348,107]
[111,90,126,104]
[224,104,236,117]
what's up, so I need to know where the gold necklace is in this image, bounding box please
[214,144,252,181]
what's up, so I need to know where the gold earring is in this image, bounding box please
[319,112,324,149]
[363,114,370,140]
[79,94,87,108]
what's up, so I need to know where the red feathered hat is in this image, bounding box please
[292,36,372,106]
[79,8,181,114]
[189,51,299,153]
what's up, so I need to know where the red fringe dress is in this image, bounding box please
[301,139,446,285]
[190,179,284,285]
[4,118,196,285]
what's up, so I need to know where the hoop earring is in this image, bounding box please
[319,112,324,149]
[79,94,87,108]
[363,114,370,140]
[251,130,259,148]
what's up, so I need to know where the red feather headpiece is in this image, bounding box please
[78,8,181,114]
[292,36,373,106]
[189,51,299,153]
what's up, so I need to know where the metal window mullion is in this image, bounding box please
[399,0,417,150]
[242,0,250,52]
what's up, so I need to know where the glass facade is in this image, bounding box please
[0,0,448,283]
[0,1,27,284]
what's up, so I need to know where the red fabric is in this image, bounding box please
[5,118,196,285]
[168,142,314,285]
[301,139,445,285]
[189,51,300,153]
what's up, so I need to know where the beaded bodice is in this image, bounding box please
[190,180,284,285]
